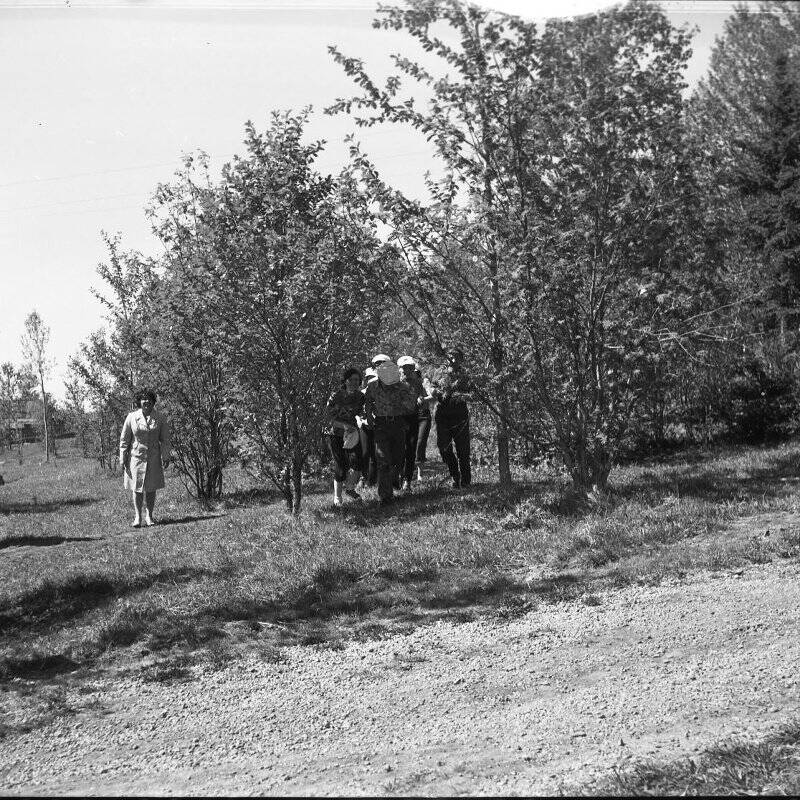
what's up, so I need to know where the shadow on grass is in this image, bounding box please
[0,565,221,636]
[157,514,225,526]
[616,450,800,506]
[221,487,273,508]
[202,566,587,637]
[0,653,80,681]
[0,535,99,550]
[326,481,534,527]
[0,497,100,515]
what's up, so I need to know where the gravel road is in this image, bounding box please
[2,560,799,796]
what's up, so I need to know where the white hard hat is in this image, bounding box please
[397,355,416,368]
[376,360,401,385]
[371,353,391,366]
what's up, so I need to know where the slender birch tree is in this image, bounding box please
[21,310,53,461]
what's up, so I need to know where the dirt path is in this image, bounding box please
[2,559,799,796]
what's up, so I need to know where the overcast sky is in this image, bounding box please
[0,0,746,398]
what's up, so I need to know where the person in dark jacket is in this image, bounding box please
[429,348,472,489]
[364,358,417,505]
[325,367,365,506]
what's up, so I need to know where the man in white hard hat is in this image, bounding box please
[397,355,430,492]
[363,358,417,505]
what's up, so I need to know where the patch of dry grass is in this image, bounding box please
[586,721,800,796]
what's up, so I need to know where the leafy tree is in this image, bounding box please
[330,0,697,491]
[68,331,128,469]
[328,0,544,487]
[21,310,54,460]
[686,1,800,439]
[92,233,154,396]
[69,237,154,470]
[693,7,800,337]
[734,53,800,338]
[213,111,384,513]
[511,3,699,490]
[64,373,90,457]
[144,155,233,500]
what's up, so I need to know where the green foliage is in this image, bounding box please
[211,111,386,512]
[70,112,388,508]
[68,235,154,469]
[144,154,233,499]
[329,0,699,490]
[684,1,800,448]
[511,2,699,489]
[21,310,54,460]
[64,0,800,498]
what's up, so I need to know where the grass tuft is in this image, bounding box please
[589,721,800,796]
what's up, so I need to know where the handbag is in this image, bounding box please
[342,426,360,449]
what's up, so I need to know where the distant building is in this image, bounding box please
[10,418,38,443]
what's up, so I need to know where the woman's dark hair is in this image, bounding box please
[134,387,157,406]
[342,367,361,384]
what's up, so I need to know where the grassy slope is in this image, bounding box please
[1,439,800,682]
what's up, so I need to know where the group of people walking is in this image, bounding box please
[325,350,472,507]
[116,350,472,525]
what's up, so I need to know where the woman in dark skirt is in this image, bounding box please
[358,367,378,488]
[325,367,365,506]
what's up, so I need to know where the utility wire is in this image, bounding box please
[0,128,429,190]
[0,192,146,214]
[0,204,147,223]
[0,160,185,190]
[0,148,436,215]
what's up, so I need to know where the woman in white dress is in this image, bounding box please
[119,388,171,527]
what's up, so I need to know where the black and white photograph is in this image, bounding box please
[1,0,800,794]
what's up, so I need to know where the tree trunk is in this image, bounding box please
[282,464,293,513]
[282,460,302,514]
[204,465,222,499]
[486,192,511,488]
[495,394,512,488]
[565,436,611,496]
[590,449,611,494]
[290,449,303,516]
[39,374,49,463]
[475,74,513,489]
[98,411,106,468]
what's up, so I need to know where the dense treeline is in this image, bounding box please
[57,0,800,511]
